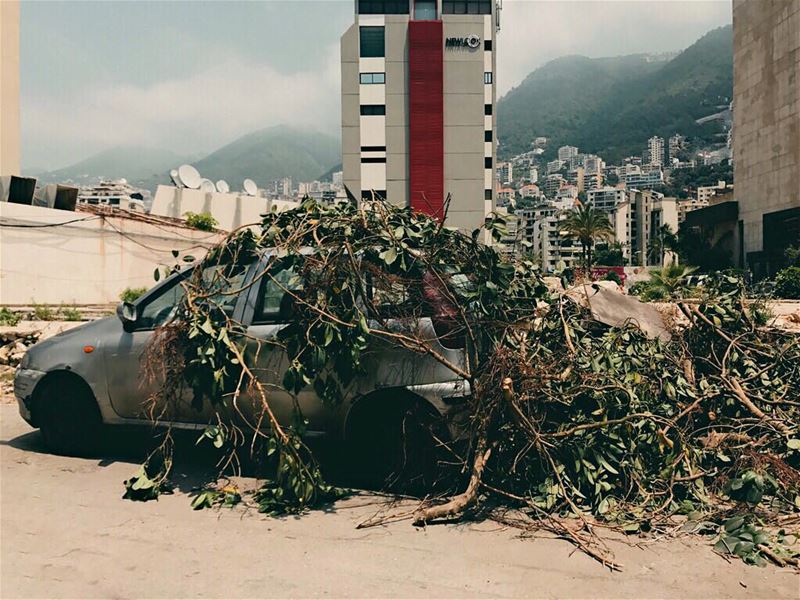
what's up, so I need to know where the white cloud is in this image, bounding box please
[24,44,342,169]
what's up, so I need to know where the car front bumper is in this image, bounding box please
[13,367,47,426]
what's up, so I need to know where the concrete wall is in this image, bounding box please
[149,185,297,231]
[733,0,800,263]
[0,203,222,305]
[0,0,20,176]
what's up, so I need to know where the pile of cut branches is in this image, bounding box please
[132,198,799,568]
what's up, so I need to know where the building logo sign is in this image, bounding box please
[445,34,481,50]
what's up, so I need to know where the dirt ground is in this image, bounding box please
[1,404,797,599]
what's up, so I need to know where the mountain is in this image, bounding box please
[191,125,341,188]
[497,25,733,162]
[36,146,185,190]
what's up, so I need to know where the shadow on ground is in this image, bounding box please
[2,423,387,499]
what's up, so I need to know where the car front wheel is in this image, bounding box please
[36,375,103,456]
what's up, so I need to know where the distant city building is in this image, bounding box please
[496,186,515,206]
[558,145,579,162]
[544,173,565,197]
[519,183,540,199]
[677,198,709,225]
[587,187,627,212]
[623,167,663,189]
[533,136,548,147]
[340,0,499,233]
[546,159,564,174]
[496,161,513,185]
[629,189,678,266]
[529,166,539,184]
[332,171,343,186]
[697,180,731,203]
[668,134,685,162]
[565,167,584,191]
[647,136,665,167]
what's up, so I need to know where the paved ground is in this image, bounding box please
[1,404,798,599]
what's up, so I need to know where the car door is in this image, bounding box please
[103,263,251,424]
[238,258,333,435]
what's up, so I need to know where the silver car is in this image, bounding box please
[14,253,471,479]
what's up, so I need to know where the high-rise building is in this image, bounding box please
[558,145,579,162]
[1,0,20,177]
[647,136,665,167]
[496,161,513,185]
[668,134,684,163]
[732,0,799,274]
[341,0,499,232]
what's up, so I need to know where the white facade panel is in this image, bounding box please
[484,169,493,189]
[484,141,493,156]
[484,51,492,72]
[358,15,385,26]
[361,163,387,191]
[484,115,492,130]
[484,84,492,103]
[360,116,386,146]
[359,57,386,72]
[359,84,386,104]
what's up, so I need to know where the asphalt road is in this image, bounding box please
[1,403,798,599]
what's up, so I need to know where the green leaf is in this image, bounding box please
[787,438,800,450]
[381,247,398,266]
[153,268,161,282]
[724,516,745,533]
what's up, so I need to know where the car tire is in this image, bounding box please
[36,376,103,457]
[348,398,455,494]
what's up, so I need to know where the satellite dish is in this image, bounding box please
[243,179,257,196]
[169,169,183,187]
[199,179,215,193]
[178,164,201,189]
[215,180,230,193]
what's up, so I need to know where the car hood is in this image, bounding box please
[27,316,121,356]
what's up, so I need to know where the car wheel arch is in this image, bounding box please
[343,388,444,442]
[32,370,99,422]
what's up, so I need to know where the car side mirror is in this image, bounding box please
[117,301,139,332]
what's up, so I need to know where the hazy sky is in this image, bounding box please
[21,0,732,170]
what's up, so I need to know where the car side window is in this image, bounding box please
[137,276,187,330]
[136,264,249,330]
[253,268,303,324]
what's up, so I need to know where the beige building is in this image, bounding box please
[733,0,800,275]
[1,0,20,176]
[341,0,498,232]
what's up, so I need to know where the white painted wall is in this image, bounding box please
[149,185,297,232]
[0,203,222,305]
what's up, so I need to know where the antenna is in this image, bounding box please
[178,164,201,189]
[243,179,257,196]
[215,180,230,193]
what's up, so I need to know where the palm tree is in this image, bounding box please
[647,263,698,298]
[647,224,678,266]
[562,203,615,270]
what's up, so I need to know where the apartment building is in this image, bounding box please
[341,0,499,232]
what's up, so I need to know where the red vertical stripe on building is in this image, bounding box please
[408,21,444,220]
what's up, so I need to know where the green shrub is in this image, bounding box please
[60,306,83,321]
[0,307,20,326]
[603,271,622,285]
[184,212,218,232]
[774,266,800,299]
[32,304,56,321]
[120,287,148,303]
